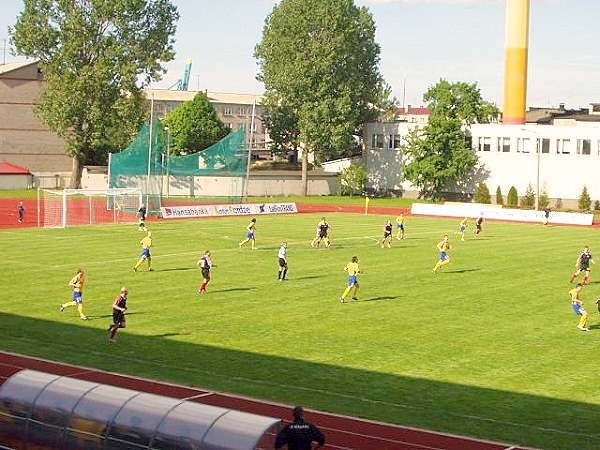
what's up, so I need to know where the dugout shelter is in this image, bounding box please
[0,369,281,449]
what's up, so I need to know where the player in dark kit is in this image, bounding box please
[108,287,128,343]
[475,214,484,236]
[380,220,393,249]
[570,246,595,285]
[137,205,147,231]
[17,201,24,224]
[198,250,213,294]
[274,406,325,450]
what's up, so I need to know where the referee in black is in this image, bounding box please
[274,406,325,450]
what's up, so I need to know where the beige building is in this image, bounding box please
[0,61,71,179]
[144,89,270,157]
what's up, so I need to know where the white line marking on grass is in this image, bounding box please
[4,335,599,442]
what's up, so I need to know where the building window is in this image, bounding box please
[371,134,384,149]
[226,123,233,129]
[516,137,530,153]
[478,137,491,152]
[577,139,591,155]
[389,134,402,149]
[556,139,570,154]
[224,107,233,116]
[497,137,510,152]
[540,138,550,154]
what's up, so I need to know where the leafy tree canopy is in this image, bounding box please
[10,0,179,187]
[162,92,230,155]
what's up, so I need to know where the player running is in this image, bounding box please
[458,217,468,241]
[108,287,128,343]
[60,268,88,320]
[474,214,484,236]
[311,217,331,248]
[133,231,153,272]
[137,204,147,231]
[278,241,288,281]
[569,283,590,332]
[197,250,213,294]
[239,218,257,250]
[432,235,451,273]
[381,220,393,249]
[340,256,360,303]
[569,246,595,285]
[396,214,405,240]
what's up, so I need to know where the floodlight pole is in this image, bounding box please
[165,126,171,198]
[244,100,256,200]
[146,93,155,209]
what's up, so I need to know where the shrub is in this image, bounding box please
[520,184,535,208]
[339,164,367,196]
[473,182,491,204]
[495,186,503,205]
[538,187,550,209]
[594,200,600,211]
[507,186,518,206]
[578,185,592,211]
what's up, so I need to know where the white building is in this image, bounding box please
[364,108,600,206]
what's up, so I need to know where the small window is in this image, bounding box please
[224,107,233,116]
[389,134,402,149]
[577,139,591,155]
[540,138,550,154]
[478,137,491,152]
[556,139,570,154]
[516,137,530,153]
[371,134,384,149]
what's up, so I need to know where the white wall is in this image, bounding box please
[0,174,32,190]
[320,156,361,173]
[365,121,600,202]
[471,123,600,201]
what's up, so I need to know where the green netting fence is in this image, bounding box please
[108,119,248,213]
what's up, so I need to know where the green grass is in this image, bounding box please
[1,213,600,449]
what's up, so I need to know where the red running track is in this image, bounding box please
[0,351,532,450]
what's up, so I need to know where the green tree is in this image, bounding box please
[11,0,178,188]
[255,0,390,195]
[162,92,229,155]
[261,104,301,159]
[521,183,535,208]
[473,182,491,204]
[594,200,600,211]
[507,186,519,206]
[495,186,504,205]
[424,79,499,125]
[339,164,367,196]
[538,185,550,209]
[579,185,592,211]
[401,80,497,199]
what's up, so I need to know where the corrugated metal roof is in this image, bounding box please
[144,89,264,105]
[0,60,38,76]
[0,162,31,174]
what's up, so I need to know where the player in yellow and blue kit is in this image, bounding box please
[458,218,468,241]
[569,283,590,332]
[396,214,405,240]
[239,218,257,250]
[133,231,153,271]
[432,235,451,273]
[340,256,360,303]
[60,268,88,320]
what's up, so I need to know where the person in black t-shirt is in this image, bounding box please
[137,205,147,231]
[274,406,325,450]
[108,287,128,343]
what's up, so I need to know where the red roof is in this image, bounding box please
[397,107,431,115]
[0,162,31,174]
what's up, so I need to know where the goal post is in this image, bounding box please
[39,188,143,228]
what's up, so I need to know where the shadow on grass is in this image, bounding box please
[442,268,481,274]
[0,313,599,450]
[87,312,147,320]
[208,287,255,293]
[154,267,196,272]
[293,275,324,281]
[354,296,400,303]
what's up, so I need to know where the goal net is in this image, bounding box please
[39,188,143,228]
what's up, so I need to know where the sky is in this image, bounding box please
[1,0,598,109]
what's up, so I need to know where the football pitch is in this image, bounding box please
[1,212,599,450]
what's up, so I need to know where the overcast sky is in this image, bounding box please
[1,0,598,109]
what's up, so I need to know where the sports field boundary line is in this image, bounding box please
[0,349,541,450]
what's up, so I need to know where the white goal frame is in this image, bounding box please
[38,188,143,228]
